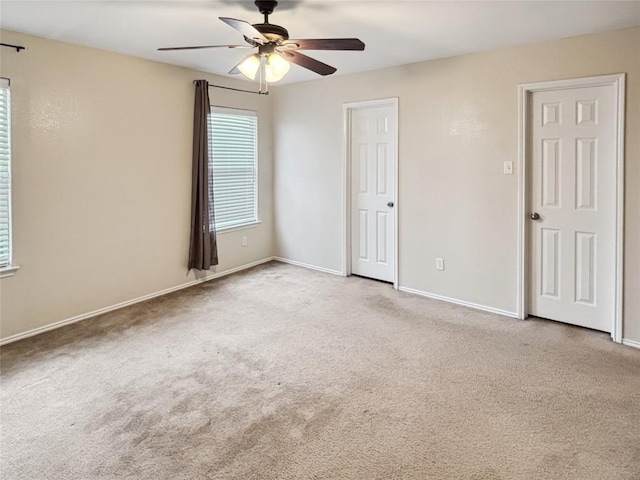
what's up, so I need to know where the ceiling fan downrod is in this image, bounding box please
[255,0,278,24]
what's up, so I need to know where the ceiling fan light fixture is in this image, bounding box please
[238,54,261,80]
[264,53,290,82]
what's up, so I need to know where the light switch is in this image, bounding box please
[503,161,514,175]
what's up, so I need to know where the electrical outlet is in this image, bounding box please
[435,257,444,271]
[241,236,247,247]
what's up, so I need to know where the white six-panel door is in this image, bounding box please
[529,85,616,332]
[350,105,397,283]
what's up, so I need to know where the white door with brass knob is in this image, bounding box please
[529,84,617,332]
[349,102,397,283]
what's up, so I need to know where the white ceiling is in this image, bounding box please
[1,1,639,84]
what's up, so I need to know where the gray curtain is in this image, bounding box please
[188,80,218,270]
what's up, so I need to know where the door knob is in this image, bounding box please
[530,212,540,220]
[387,201,395,208]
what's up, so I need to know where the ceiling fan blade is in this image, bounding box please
[280,51,337,76]
[280,38,365,51]
[158,45,250,51]
[219,17,268,44]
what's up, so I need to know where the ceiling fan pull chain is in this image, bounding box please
[259,56,267,94]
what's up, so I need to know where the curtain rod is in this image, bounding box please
[194,80,269,96]
[208,83,269,96]
[1,43,26,52]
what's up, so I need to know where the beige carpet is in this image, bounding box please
[1,262,639,479]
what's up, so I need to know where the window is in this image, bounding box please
[207,107,258,231]
[0,78,12,271]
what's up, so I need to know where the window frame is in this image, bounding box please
[207,106,260,234]
[0,77,17,278]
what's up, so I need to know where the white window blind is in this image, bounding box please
[207,108,258,231]
[0,78,11,268]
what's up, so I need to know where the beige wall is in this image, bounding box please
[272,27,640,342]
[0,30,274,340]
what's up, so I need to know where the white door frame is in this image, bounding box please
[516,74,625,342]
[342,98,399,289]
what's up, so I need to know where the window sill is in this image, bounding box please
[215,221,262,234]
[0,265,20,279]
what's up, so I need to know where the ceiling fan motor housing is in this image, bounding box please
[252,23,289,43]
[252,1,288,43]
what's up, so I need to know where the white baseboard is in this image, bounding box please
[274,257,344,277]
[0,257,275,346]
[622,338,640,350]
[398,286,519,319]
[273,261,517,319]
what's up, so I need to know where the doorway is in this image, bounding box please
[343,98,399,287]
[517,74,625,341]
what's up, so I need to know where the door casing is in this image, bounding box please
[342,98,399,288]
[517,74,625,342]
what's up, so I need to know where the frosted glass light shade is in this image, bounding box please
[238,55,261,80]
[265,54,290,83]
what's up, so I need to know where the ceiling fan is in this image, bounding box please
[158,0,365,83]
